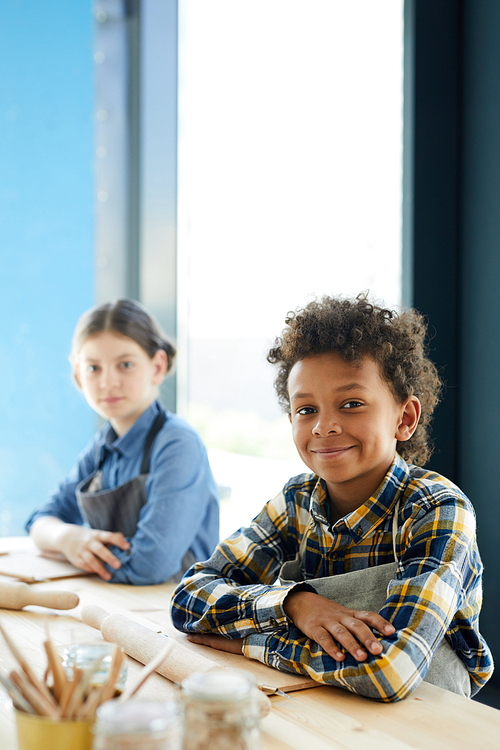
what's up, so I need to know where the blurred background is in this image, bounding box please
[1,0,500,705]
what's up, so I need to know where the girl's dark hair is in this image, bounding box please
[71,299,176,372]
[267,293,442,466]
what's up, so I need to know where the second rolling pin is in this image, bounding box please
[0,581,79,611]
[81,605,216,683]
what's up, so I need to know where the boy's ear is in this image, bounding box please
[395,396,421,441]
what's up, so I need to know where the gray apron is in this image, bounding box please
[76,411,195,583]
[280,499,471,697]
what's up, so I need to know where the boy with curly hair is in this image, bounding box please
[171,294,493,702]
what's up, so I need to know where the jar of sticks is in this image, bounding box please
[62,643,127,696]
[180,670,261,750]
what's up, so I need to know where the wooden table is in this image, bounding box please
[0,540,499,749]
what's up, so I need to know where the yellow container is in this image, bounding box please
[14,709,94,750]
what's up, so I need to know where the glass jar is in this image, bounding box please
[180,670,261,750]
[62,643,127,695]
[92,700,181,750]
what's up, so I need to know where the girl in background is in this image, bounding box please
[26,299,219,584]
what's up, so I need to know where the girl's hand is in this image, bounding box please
[59,525,130,581]
[284,590,395,662]
[186,633,244,654]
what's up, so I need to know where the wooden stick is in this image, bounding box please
[98,645,125,705]
[63,667,95,720]
[75,684,103,719]
[117,641,173,703]
[9,670,60,719]
[44,619,67,702]
[0,623,59,711]
[59,673,79,716]
[0,668,35,714]
[43,640,67,701]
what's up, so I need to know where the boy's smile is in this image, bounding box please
[288,352,420,517]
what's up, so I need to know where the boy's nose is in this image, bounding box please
[312,414,342,436]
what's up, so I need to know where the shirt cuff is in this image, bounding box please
[242,632,272,665]
[105,543,134,567]
[251,581,315,631]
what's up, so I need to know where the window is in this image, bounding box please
[178,0,404,536]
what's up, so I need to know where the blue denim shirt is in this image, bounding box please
[26,401,219,584]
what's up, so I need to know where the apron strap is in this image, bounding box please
[97,410,167,474]
[140,410,167,474]
[391,498,401,563]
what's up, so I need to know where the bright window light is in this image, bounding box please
[178,0,404,536]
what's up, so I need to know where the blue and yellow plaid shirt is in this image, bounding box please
[171,454,493,701]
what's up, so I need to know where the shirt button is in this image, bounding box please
[356,527,363,536]
[270,618,278,627]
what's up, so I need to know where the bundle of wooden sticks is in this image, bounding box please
[0,621,172,721]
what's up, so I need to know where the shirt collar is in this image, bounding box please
[102,401,162,459]
[345,453,410,541]
[310,453,410,540]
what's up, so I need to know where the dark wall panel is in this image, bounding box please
[459,0,500,687]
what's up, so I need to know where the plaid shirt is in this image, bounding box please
[171,454,493,701]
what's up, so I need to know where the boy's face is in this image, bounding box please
[288,352,419,514]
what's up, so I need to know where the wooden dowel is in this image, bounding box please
[98,645,125,705]
[59,673,79,716]
[63,668,93,720]
[0,668,35,714]
[43,640,67,701]
[0,623,58,710]
[9,670,60,719]
[75,684,103,719]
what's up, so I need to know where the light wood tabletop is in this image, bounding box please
[0,538,499,750]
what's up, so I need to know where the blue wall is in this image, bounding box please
[0,1,95,535]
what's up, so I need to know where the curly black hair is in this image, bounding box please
[267,294,442,466]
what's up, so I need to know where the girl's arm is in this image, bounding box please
[102,422,219,585]
[29,517,130,580]
[26,435,129,580]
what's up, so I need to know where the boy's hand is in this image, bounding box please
[59,525,130,581]
[186,633,244,654]
[284,589,395,662]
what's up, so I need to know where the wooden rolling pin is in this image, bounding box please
[81,605,216,684]
[82,605,272,713]
[0,581,79,611]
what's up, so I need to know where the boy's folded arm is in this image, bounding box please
[243,508,479,703]
[241,624,427,702]
[171,489,305,635]
[171,561,310,638]
[241,564,462,703]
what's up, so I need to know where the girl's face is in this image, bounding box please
[74,330,167,435]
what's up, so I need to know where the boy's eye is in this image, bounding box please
[296,406,317,416]
[119,361,134,369]
[342,400,363,409]
[87,364,99,373]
